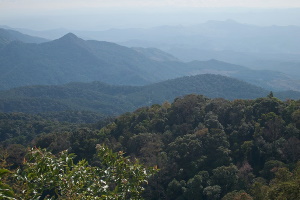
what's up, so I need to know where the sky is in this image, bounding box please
[1,0,300,9]
[1,0,300,30]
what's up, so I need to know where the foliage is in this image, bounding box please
[221,190,252,200]
[0,168,15,200]
[1,95,300,199]
[93,95,300,199]
[266,162,300,200]
[15,146,157,199]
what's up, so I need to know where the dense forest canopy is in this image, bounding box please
[1,94,300,199]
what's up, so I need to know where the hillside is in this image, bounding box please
[0,28,48,46]
[1,94,299,199]
[92,94,300,199]
[185,60,300,91]
[1,74,299,115]
[0,33,185,89]
[129,74,269,104]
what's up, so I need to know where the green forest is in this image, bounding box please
[1,94,300,199]
[1,74,300,116]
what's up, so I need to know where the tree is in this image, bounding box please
[166,179,186,200]
[184,172,209,200]
[15,145,157,199]
[222,190,253,200]
[260,160,285,180]
[267,91,274,98]
[69,128,100,162]
[203,185,221,200]
[211,164,239,196]
[267,163,300,200]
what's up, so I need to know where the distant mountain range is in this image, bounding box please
[120,20,300,54]
[49,20,299,80]
[3,21,300,77]
[120,21,300,80]
[8,20,300,55]
[1,74,298,115]
[0,28,299,92]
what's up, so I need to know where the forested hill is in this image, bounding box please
[96,94,300,199]
[1,94,299,199]
[1,74,299,115]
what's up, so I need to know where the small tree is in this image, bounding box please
[15,145,157,199]
[267,91,274,98]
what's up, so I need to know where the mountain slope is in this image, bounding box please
[128,74,269,106]
[185,60,299,91]
[0,33,186,89]
[0,28,48,46]
[1,74,298,115]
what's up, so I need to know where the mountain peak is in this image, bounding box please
[54,32,86,46]
[60,32,79,40]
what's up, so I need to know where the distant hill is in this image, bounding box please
[0,33,188,89]
[0,28,48,46]
[185,60,300,91]
[134,74,269,102]
[0,32,299,91]
[1,74,299,115]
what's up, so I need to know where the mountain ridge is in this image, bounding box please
[0,29,299,92]
[1,74,299,115]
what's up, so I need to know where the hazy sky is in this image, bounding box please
[2,0,300,9]
[1,0,300,30]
